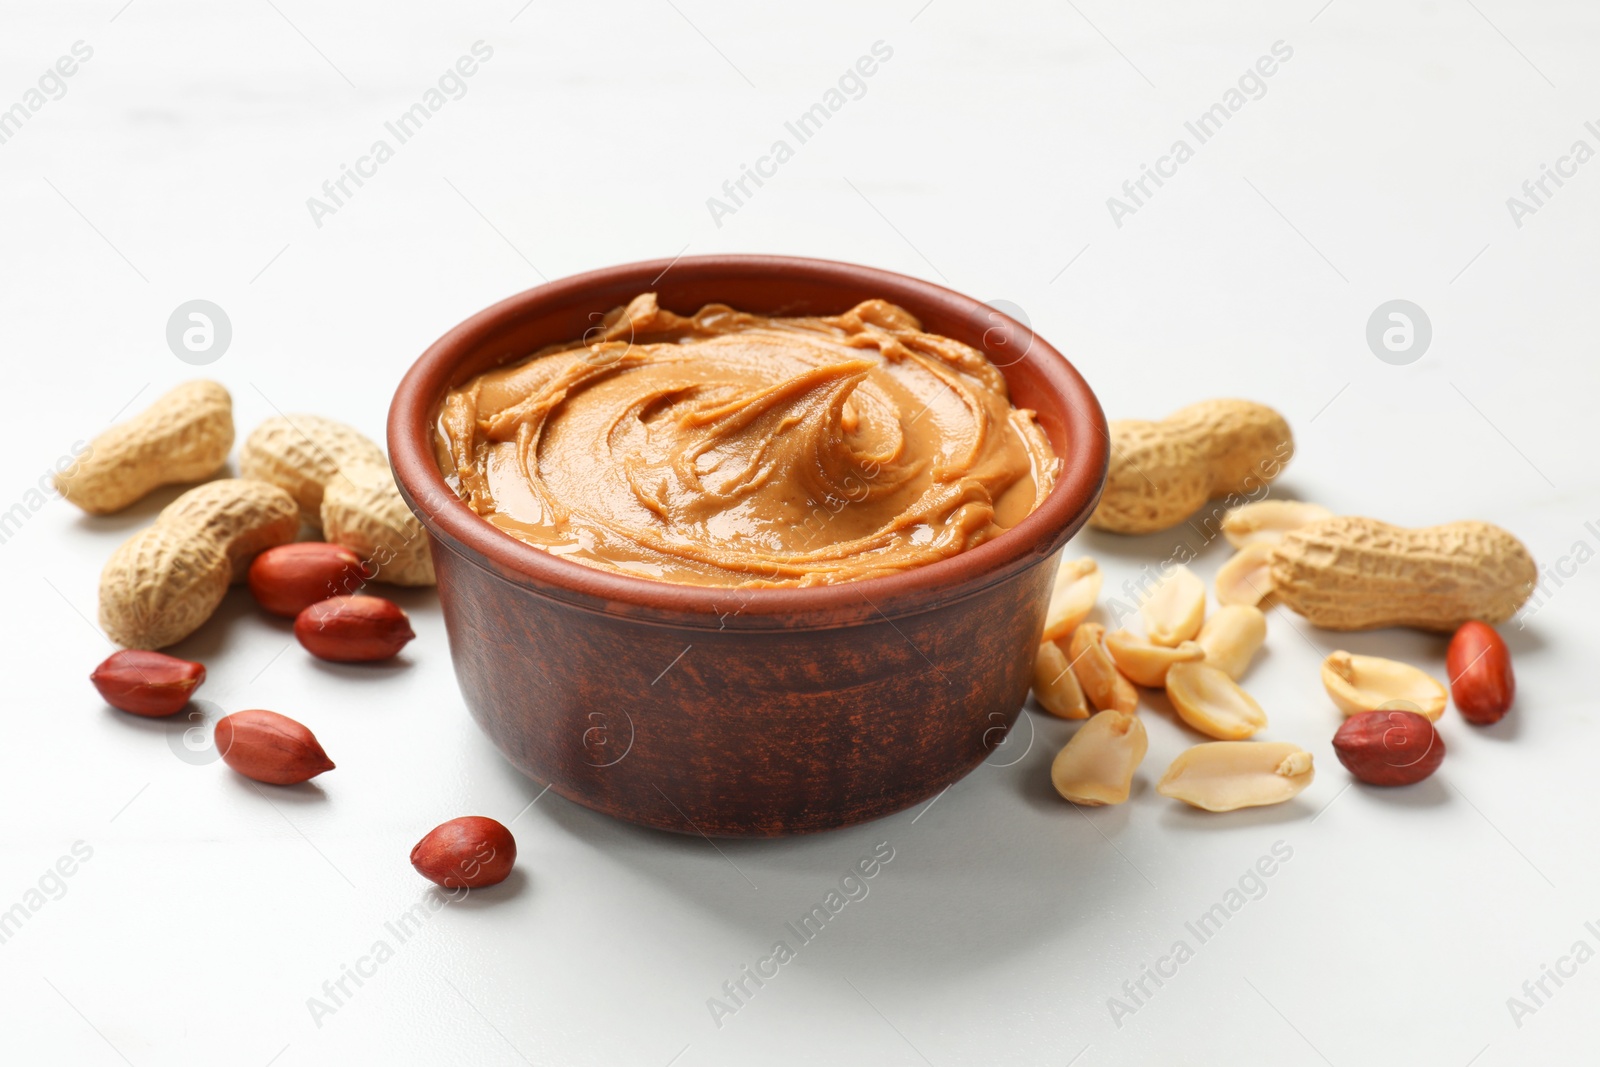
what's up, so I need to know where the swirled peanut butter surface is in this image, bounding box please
[436,294,1059,587]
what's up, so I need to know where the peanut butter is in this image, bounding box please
[436,294,1058,587]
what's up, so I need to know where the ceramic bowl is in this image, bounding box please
[388,255,1107,836]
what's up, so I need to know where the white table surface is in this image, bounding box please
[3,1,1597,1064]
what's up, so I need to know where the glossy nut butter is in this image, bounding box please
[436,293,1058,587]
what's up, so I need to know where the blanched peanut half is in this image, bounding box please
[1321,651,1447,721]
[1165,661,1267,739]
[1033,640,1089,720]
[1141,565,1206,647]
[1196,604,1267,680]
[1105,630,1204,687]
[1221,500,1335,548]
[1042,558,1102,642]
[1052,711,1148,806]
[1158,742,1315,812]
[1067,623,1138,714]
[1215,542,1277,608]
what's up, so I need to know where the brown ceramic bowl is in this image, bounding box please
[388,255,1107,837]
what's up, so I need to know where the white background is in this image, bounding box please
[2,1,1597,1064]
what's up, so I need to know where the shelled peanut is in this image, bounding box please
[1448,621,1515,724]
[1042,558,1101,642]
[1051,712,1147,806]
[1195,605,1266,680]
[248,542,371,617]
[412,817,517,889]
[1158,742,1315,812]
[1104,630,1202,687]
[1333,710,1444,786]
[1029,548,1311,812]
[1321,652,1447,721]
[295,595,416,663]
[1220,500,1333,548]
[1141,565,1205,646]
[1033,640,1089,719]
[90,650,206,716]
[216,709,335,785]
[1165,662,1267,740]
[1067,623,1138,714]
[1214,542,1276,607]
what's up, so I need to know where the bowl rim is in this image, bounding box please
[388,254,1108,626]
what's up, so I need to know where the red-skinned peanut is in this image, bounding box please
[411,817,516,889]
[248,542,370,617]
[91,650,205,717]
[1333,709,1445,786]
[1447,621,1515,725]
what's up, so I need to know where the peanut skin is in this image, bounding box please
[1447,621,1515,724]
[90,650,206,716]
[216,709,335,785]
[1333,710,1444,786]
[411,817,517,889]
[294,595,415,662]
